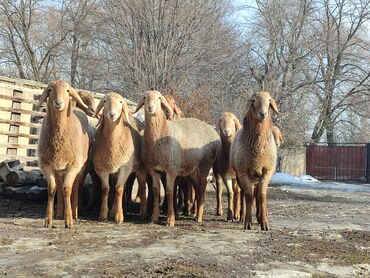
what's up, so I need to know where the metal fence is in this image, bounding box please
[306,143,370,182]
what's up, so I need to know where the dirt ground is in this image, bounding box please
[0,183,369,278]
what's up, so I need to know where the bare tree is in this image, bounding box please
[0,0,71,82]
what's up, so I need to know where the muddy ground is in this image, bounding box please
[0,184,369,278]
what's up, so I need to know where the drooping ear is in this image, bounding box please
[95,115,103,127]
[234,116,242,130]
[94,97,105,118]
[246,97,255,112]
[69,86,88,110]
[37,86,51,109]
[270,97,279,114]
[134,96,145,114]
[216,118,222,133]
[160,95,173,119]
[173,104,183,119]
[121,99,131,124]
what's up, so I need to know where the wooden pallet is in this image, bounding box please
[0,76,136,170]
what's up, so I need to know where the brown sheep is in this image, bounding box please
[230,91,279,231]
[37,80,90,228]
[213,112,242,221]
[92,92,147,223]
[134,90,220,226]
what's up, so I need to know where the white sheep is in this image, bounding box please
[37,80,90,228]
[92,92,147,223]
[134,90,221,226]
[230,91,280,231]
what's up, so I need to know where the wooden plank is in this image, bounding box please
[0,143,38,150]
[0,106,45,117]
[0,76,46,88]
[1,154,38,162]
[23,166,40,171]
[0,131,39,139]
[0,119,41,128]
[0,93,39,105]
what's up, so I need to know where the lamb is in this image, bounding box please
[134,90,220,226]
[213,112,242,221]
[230,91,279,231]
[164,95,183,119]
[92,92,147,223]
[37,80,90,228]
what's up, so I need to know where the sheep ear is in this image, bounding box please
[95,115,103,127]
[134,96,145,114]
[37,86,50,109]
[216,118,222,133]
[173,104,183,119]
[246,98,254,112]
[270,98,279,114]
[161,96,173,119]
[94,97,105,118]
[234,116,242,130]
[121,100,131,124]
[69,86,89,110]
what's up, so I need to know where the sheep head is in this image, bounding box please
[246,91,279,122]
[218,112,241,141]
[78,91,97,118]
[164,95,183,119]
[134,90,173,119]
[37,80,88,114]
[94,92,130,124]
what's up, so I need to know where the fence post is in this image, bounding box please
[366,144,370,183]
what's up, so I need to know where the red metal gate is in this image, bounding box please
[306,144,367,182]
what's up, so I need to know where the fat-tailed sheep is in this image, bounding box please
[230,91,280,231]
[134,90,220,226]
[37,80,90,228]
[213,112,242,221]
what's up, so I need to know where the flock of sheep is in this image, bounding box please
[37,80,282,231]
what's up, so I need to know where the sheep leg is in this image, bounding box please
[165,173,176,227]
[136,170,147,219]
[222,175,234,221]
[233,179,241,220]
[150,172,161,223]
[85,169,101,211]
[215,171,223,216]
[55,174,64,219]
[240,188,246,223]
[195,174,207,223]
[113,167,132,224]
[71,170,85,222]
[239,176,253,230]
[44,167,56,228]
[255,186,260,224]
[63,169,80,229]
[97,172,110,221]
[258,181,269,231]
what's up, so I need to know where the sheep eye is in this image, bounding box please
[143,96,146,99]
[103,100,106,103]
[66,89,70,93]
[120,100,123,103]
[159,96,162,100]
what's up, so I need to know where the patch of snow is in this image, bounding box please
[271,173,319,185]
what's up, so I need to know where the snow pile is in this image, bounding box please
[271,173,319,185]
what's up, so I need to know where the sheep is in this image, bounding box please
[164,95,183,119]
[37,80,90,228]
[213,112,242,221]
[230,91,279,231]
[92,92,147,223]
[134,90,220,226]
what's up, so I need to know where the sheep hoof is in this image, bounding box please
[261,223,269,231]
[166,220,175,227]
[216,210,223,216]
[44,219,54,228]
[65,222,73,229]
[114,212,124,224]
[245,222,252,230]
